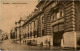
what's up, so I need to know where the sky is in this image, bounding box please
[0,1,38,34]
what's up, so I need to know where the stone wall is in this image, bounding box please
[62,1,76,32]
[43,1,76,47]
[75,2,80,47]
[61,1,76,48]
[63,31,76,48]
[75,2,80,31]
[36,35,53,46]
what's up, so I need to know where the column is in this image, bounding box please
[28,25,29,39]
[26,25,28,39]
[29,23,31,39]
[35,19,38,38]
[32,21,34,38]
[33,21,35,38]
[30,23,32,38]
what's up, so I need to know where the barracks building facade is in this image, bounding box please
[14,1,80,48]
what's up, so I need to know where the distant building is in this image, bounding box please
[10,29,15,39]
[0,30,8,40]
[15,22,20,40]
[14,18,25,42]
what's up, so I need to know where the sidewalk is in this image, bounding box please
[11,40,77,50]
[12,41,73,50]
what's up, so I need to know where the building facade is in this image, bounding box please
[14,18,25,41]
[13,1,80,48]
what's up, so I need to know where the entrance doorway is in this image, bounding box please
[52,23,64,47]
[53,31,64,46]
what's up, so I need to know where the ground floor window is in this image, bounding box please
[42,29,44,36]
[77,37,80,45]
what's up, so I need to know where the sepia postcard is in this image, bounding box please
[0,0,80,51]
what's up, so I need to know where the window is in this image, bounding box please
[61,10,64,17]
[28,25,29,31]
[30,32,32,38]
[51,9,64,22]
[54,25,58,32]
[42,29,44,36]
[42,17,44,23]
[51,13,55,22]
[53,23,64,33]
[34,21,35,28]
[59,24,64,31]
[56,11,60,19]
[28,33,29,39]
[30,23,32,30]
[42,17,45,36]
[42,17,44,30]
[54,13,57,21]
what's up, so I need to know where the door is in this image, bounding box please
[53,31,64,47]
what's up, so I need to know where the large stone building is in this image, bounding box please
[14,1,80,48]
[15,18,25,41]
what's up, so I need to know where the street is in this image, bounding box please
[0,39,57,50]
[0,39,78,50]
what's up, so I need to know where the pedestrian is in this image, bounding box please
[48,41,50,47]
[25,40,26,43]
[19,34,21,44]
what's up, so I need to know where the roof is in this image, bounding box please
[36,1,45,8]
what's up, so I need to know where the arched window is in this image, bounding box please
[56,8,64,19]
[51,4,64,22]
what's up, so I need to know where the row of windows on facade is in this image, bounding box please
[23,23,64,39]
[41,9,64,23]
[22,9,64,38]
[23,23,64,38]
[53,23,64,33]
[23,30,45,38]
[23,18,44,31]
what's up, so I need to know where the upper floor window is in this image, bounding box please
[34,21,35,28]
[42,17,44,30]
[60,9,64,17]
[42,17,44,23]
[51,9,64,22]
[56,9,64,19]
[30,23,32,30]
[56,10,60,19]
[51,13,56,22]
[28,25,29,31]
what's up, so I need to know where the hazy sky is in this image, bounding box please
[0,1,38,34]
